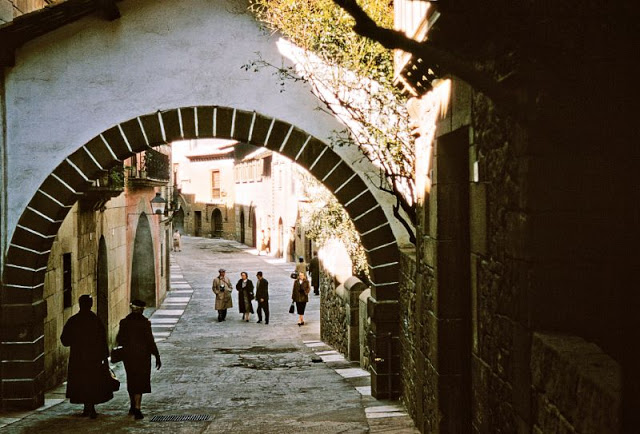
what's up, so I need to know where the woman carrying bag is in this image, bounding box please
[116,299,161,420]
[291,271,310,326]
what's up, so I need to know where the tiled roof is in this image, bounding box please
[0,0,120,66]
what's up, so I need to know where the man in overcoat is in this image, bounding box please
[60,294,111,418]
[212,268,233,322]
[255,271,269,324]
[309,252,320,295]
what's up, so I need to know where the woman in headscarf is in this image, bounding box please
[116,300,161,420]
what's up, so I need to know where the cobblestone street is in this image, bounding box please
[1,237,417,433]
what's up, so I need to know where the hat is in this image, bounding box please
[219,268,226,273]
[131,299,146,309]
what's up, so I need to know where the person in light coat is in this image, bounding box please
[212,268,233,322]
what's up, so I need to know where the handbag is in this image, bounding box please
[290,272,297,279]
[110,346,125,363]
[289,302,295,314]
[103,362,120,392]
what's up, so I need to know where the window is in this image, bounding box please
[211,170,221,199]
[63,253,72,309]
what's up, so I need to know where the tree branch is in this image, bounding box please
[332,0,521,116]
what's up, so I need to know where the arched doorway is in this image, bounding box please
[251,208,257,248]
[212,208,223,238]
[96,236,109,331]
[173,207,185,234]
[131,213,156,307]
[239,209,245,244]
[277,218,284,259]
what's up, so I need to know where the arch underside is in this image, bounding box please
[3,106,399,299]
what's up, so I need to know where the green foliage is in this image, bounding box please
[248,0,417,243]
[249,0,394,84]
[299,172,369,277]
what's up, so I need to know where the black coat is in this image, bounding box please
[60,310,111,404]
[236,279,254,313]
[117,312,159,394]
[256,278,269,303]
[309,257,320,287]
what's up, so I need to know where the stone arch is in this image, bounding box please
[1,106,400,408]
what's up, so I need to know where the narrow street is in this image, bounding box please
[2,237,417,433]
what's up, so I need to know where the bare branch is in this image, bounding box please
[332,0,521,116]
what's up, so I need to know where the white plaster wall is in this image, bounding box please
[3,0,409,248]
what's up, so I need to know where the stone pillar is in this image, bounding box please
[343,276,366,362]
[0,286,47,409]
[359,288,371,369]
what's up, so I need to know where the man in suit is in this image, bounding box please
[255,271,269,324]
[309,251,320,295]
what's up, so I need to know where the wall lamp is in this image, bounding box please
[150,192,167,215]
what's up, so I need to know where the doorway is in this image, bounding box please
[239,209,245,244]
[96,236,109,330]
[131,213,156,307]
[194,211,202,237]
[212,208,223,238]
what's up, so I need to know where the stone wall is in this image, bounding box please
[42,196,130,391]
[319,270,348,356]
[531,333,620,433]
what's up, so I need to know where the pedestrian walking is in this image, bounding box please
[292,271,311,326]
[60,295,112,419]
[172,229,182,252]
[236,271,255,322]
[295,256,307,278]
[255,271,269,324]
[309,251,320,295]
[212,268,233,322]
[116,299,161,420]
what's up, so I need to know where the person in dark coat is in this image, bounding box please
[309,252,320,295]
[116,299,161,420]
[60,294,111,419]
[291,271,311,326]
[255,271,269,324]
[236,272,254,322]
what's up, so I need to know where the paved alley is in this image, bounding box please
[2,237,417,433]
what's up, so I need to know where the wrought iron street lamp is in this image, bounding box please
[150,192,167,215]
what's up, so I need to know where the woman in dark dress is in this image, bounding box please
[116,299,161,420]
[236,271,254,322]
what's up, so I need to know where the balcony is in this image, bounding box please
[128,148,170,189]
[82,164,125,211]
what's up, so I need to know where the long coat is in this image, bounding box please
[212,276,233,310]
[291,279,310,303]
[60,310,111,404]
[309,257,320,288]
[236,279,254,313]
[256,278,269,303]
[116,312,159,394]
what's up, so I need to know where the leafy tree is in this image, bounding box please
[297,170,369,277]
[248,0,418,243]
